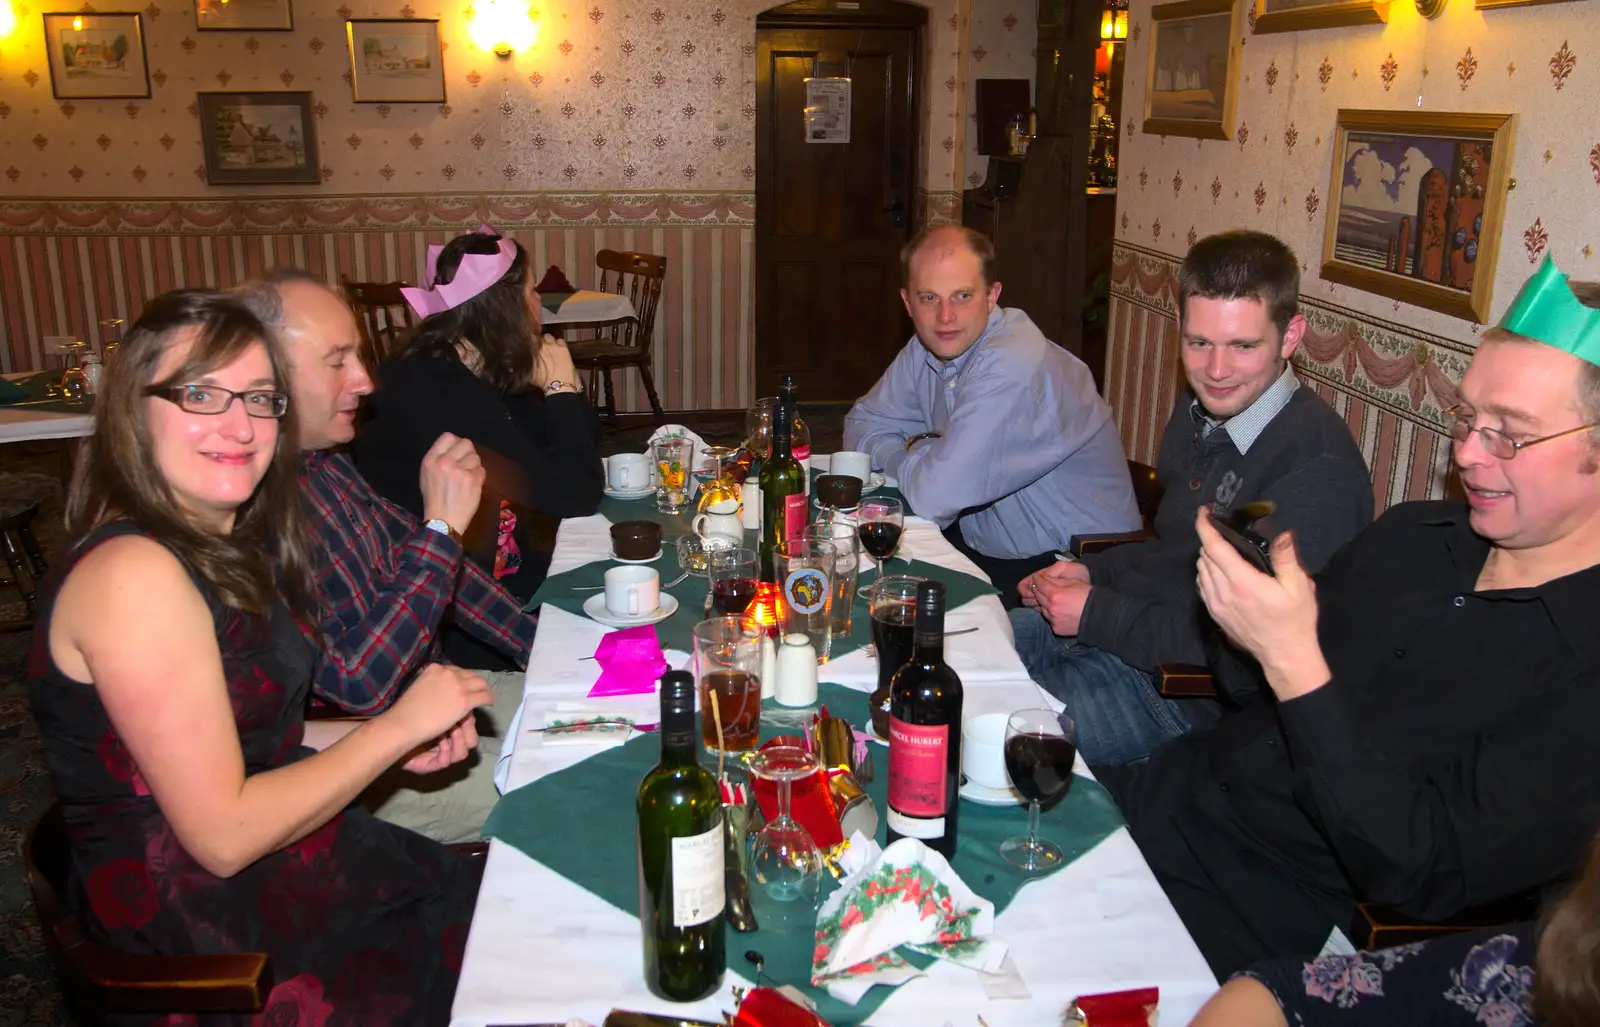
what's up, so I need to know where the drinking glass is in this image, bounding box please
[857,497,905,591]
[867,571,924,676]
[708,547,759,617]
[1000,709,1078,871]
[692,617,763,755]
[652,436,693,514]
[99,317,124,361]
[693,445,738,490]
[774,538,835,663]
[804,521,859,638]
[746,745,826,926]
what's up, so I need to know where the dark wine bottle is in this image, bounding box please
[758,375,805,581]
[637,671,726,1002]
[885,581,964,859]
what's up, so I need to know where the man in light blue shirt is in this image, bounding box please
[844,225,1140,603]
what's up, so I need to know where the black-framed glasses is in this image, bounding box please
[146,384,289,419]
[1446,404,1595,460]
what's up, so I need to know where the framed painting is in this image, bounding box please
[195,0,293,32]
[197,91,321,186]
[347,19,446,103]
[42,12,151,100]
[1321,109,1517,323]
[1475,0,1583,7]
[1142,0,1242,141]
[1253,0,1387,33]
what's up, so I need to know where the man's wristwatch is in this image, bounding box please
[424,518,463,544]
[904,430,943,451]
[544,379,581,396]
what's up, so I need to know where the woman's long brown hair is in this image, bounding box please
[1537,830,1600,1026]
[65,289,316,619]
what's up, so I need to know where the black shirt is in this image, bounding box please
[1104,500,1600,975]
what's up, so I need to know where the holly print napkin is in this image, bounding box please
[810,835,1007,1004]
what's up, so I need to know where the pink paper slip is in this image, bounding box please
[587,624,667,697]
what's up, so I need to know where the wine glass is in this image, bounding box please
[746,745,826,926]
[856,497,905,592]
[999,709,1077,871]
[708,547,758,617]
[99,317,125,361]
[693,445,738,490]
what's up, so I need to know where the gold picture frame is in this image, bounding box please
[1474,0,1581,8]
[1142,0,1242,141]
[1253,0,1387,34]
[1320,109,1517,323]
[346,19,446,104]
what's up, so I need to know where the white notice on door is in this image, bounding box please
[670,824,726,928]
[804,77,851,144]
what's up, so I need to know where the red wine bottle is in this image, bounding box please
[885,580,963,858]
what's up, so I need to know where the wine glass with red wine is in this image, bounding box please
[708,547,759,616]
[999,709,1077,871]
[857,497,905,589]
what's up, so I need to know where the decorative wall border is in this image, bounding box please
[1111,241,1472,433]
[0,191,758,236]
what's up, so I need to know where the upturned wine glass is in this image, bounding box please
[999,709,1077,871]
[745,745,825,926]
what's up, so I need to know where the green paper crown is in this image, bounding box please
[1499,255,1600,367]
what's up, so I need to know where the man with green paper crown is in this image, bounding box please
[1098,255,1600,978]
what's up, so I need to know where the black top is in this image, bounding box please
[1078,386,1373,672]
[354,350,604,641]
[1103,501,1600,976]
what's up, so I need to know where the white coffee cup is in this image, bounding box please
[604,565,660,617]
[830,450,872,483]
[608,452,649,491]
[961,712,1011,790]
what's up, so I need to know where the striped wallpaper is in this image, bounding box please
[0,192,757,414]
[1103,242,1467,512]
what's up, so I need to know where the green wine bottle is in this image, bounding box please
[637,670,726,1002]
[758,375,805,580]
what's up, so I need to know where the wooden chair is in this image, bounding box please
[25,802,273,1020]
[567,249,667,424]
[340,278,417,370]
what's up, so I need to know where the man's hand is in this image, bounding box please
[400,714,480,775]
[1194,506,1331,700]
[419,432,485,536]
[1019,560,1090,609]
[1029,575,1093,637]
[531,335,580,391]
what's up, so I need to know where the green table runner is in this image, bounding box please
[597,479,907,531]
[484,683,1125,1025]
[526,557,997,658]
[0,370,94,414]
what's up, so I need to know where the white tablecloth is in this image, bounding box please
[542,289,636,328]
[0,372,94,443]
[451,506,1218,1026]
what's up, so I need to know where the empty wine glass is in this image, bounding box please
[746,745,825,926]
[856,497,904,595]
[999,709,1077,871]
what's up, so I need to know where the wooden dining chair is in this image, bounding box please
[567,249,667,424]
[25,802,274,1020]
[339,277,417,370]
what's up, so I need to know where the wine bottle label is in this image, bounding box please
[670,824,725,928]
[887,717,949,838]
[783,493,806,540]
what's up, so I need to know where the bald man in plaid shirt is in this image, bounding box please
[242,271,536,843]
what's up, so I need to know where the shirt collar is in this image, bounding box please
[922,306,1005,379]
[1191,364,1300,454]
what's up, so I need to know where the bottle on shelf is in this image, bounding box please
[636,670,726,1003]
[885,580,964,859]
[757,377,806,582]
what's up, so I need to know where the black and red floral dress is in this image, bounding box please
[28,523,482,1026]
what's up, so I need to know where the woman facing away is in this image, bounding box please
[28,290,495,1025]
[1189,827,1600,1027]
[354,225,604,668]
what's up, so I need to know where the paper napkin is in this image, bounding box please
[589,625,667,698]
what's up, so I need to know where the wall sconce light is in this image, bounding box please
[468,0,537,60]
[1414,0,1445,16]
[1100,8,1128,40]
[0,1,19,41]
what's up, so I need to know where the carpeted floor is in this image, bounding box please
[0,405,847,1023]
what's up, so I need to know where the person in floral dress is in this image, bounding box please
[29,290,495,1025]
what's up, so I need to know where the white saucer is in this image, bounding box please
[604,484,655,500]
[611,550,662,565]
[860,472,887,495]
[582,591,679,628]
[861,720,889,745]
[959,778,1025,806]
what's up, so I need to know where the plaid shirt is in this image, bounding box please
[300,451,537,714]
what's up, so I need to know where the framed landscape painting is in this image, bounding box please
[197,91,321,186]
[42,12,151,99]
[195,0,293,32]
[1142,0,1242,141]
[347,19,446,103]
[1321,109,1517,323]
[1253,0,1387,33]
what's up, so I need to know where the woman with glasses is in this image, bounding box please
[28,290,493,1024]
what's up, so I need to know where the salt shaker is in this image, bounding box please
[81,352,104,395]
[773,633,818,708]
[758,631,778,700]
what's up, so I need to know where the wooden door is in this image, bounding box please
[755,0,924,401]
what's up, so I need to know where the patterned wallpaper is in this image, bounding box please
[1113,0,1600,344]
[962,1,1036,190]
[0,0,976,198]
